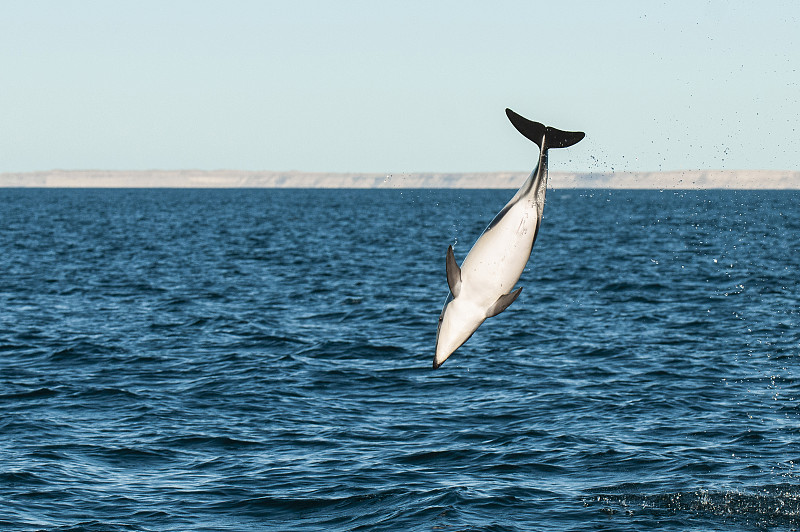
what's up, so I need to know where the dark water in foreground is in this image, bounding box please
[1,188,799,531]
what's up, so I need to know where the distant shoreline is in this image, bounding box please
[1,169,799,189]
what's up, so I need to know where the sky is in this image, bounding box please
[2,0,799,174]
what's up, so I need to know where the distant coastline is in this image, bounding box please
[1,169,798,189]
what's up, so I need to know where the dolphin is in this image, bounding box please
[433,108,584,369]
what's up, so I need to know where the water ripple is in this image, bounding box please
[0,189,798,531]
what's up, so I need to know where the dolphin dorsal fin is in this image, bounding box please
[486,287,523,318]
[446,245,462,297]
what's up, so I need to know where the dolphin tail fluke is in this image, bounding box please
[544,126,585,149]
[505,108,584,150]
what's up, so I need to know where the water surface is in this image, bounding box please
[1,188,798,531]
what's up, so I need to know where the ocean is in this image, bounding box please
[1,187,798,531]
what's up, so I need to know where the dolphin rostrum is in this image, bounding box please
[433,108,585,369]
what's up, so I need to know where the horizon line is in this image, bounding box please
[1,168,798,190]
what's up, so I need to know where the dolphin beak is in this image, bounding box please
[432,349,452,370]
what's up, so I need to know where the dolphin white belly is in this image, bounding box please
[433,109,584,369]
[461,198,539,301]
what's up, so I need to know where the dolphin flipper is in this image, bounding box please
[506,108,585,150]
[446,245,462,297]
[486,287,523,318]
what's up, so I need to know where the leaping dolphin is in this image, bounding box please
[433,108,585,369]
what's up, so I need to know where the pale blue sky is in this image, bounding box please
[2,1,798,173]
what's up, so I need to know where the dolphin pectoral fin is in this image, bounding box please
[446,245,462,297]
[486,287,523,318]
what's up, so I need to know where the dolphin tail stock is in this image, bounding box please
[505,108,585,150]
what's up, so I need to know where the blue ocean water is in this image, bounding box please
[1,187,799,531]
